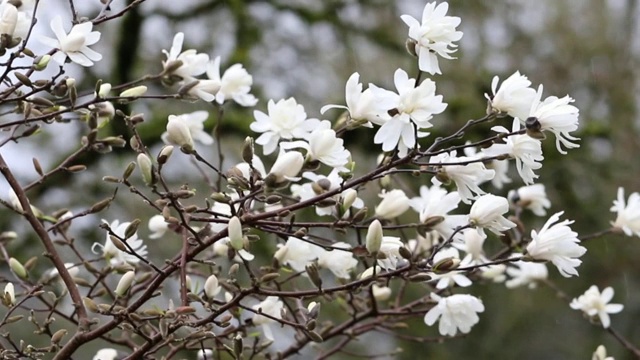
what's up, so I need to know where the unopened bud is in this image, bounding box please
[137,153,154,185]
[365,220,383,254]
[242,137,254,164]
[228,216,244,251]
[157,145,174,164]
[115,271,135,297]
[119,85,147,98]
[9,258,27,279]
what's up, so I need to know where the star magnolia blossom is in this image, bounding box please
[455,230,488,265]
[505,259,548,289]
[206,56,258,106]
[290,170,364,217]
[376,236,405,270]
[40,16,102,67]
[317,242,358,279]
[320,72,393,127]
[371,69,447,156]
[0,4,17,37]
[0,1,32,39]
[252,296,284,341]
[527,85,580,154]
[592,345,614,360]
[409,184,466,241]
[162,32,209,80]
[487,71,537,120]
[424,293,484,336]
[508,184,551,216]
[93,348,119,360]
[610,187,640,237]
[148,214,169,239]
[570,285,624,328]
[273,237,318,273]
[92,220,148,266]
[401,2,463,75]
[430,151,495,204]
[375,189,410,219]
[280,120,351,170]
[162,111,213,148]
[468,194,516,235]
[483,118,543,185]
[251,98,320,155]
[430,248,472,289]
[525,211,586,277]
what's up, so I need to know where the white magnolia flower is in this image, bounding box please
[3,282,15,306]
[371,69,447,156]
[430,247,472,289]
[274,237,318,273]
[430,151,495,204]
[252,296,284,340]
[317,242,358,279]
[290,170,364,217]
[487,71,537,120]
[0,1,31,39]
[148,215,169,239]
[162,32,209,80]
[401,2,463,75]
[570,285,624,328]
[508,184,551,216]
[197,349,214,360]
[251,98,320,155]
[280,120,350,170]
[527,85,580,154]
[488,159,512,189]
[267,149,304,184]
[424,293,484,336]
[92,220,148,266]
[611,187,640,237]
[525,212,586,277]
[93,348,119,360]
[162,111,213,147]
[0,4,17,37]
[40,16,102,67]
[505,260,548,289]
[320,72,393,127]
[206,56,258,106]
[204,274,221,299]
[372,285,392,301]
[186,79,221,102]
[410,184,466,241]
[375,189,410,219]
[46,262,79,281]
[377,236,405,270]
[483,118,543,185]
[592,345,614,360]
[468,194,516,236]
[455,229,488,265]
[212,238,255,262]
